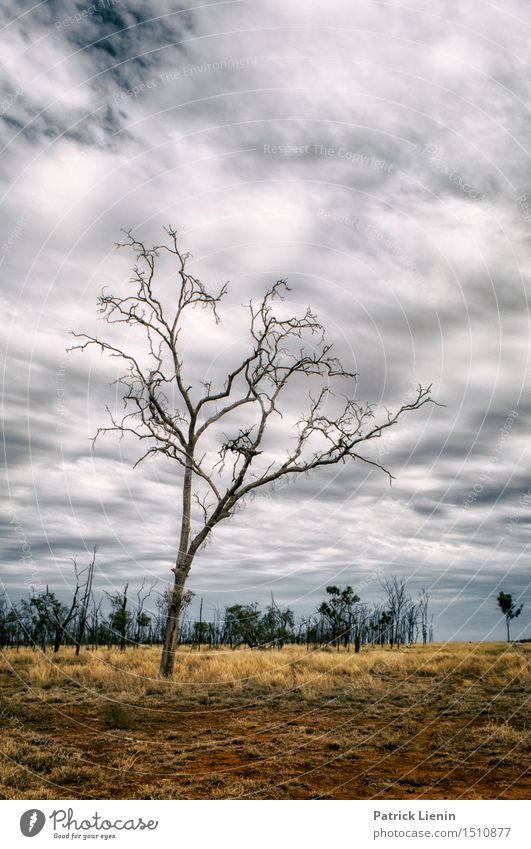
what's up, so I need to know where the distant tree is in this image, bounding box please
[30,559,83,653]
[260,596,295,648]
[0,593,7,648]
[381,577,409,649]
[318,585,361,649]
[404,600,419,645]
[377,610,393,646]
[4,606,21,647]
[133,578,156,646]
[75,546,97,655]
[87,598,103,649]
[497,591,523,642]
[223,603,261,648]
[107,584,131,650]
[70,227,435,676]
[16,598,44,648]
[192,618,210,647]
[418,588,430,645]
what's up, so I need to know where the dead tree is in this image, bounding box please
[70,227,436,676]
[405,600,419,645]
[75,546,97,655]
[382,577,409,649]
[418,588,430,645]
[88,597,103,649]
[30,560,83,653]
[134,578,156,646]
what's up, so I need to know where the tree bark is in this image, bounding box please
[119,585,128,651]
[75,547,96,655]
[159,561,190,676]
[160,458,194,677]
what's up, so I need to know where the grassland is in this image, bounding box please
[0,642,529,799]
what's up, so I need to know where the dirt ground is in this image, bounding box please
[0,643,529,799]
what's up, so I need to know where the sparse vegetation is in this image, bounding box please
[0,579,433,654]
[0,642,528,800]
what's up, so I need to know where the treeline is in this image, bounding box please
[0,553,433,653]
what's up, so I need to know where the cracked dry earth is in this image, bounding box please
[0,644,529,799]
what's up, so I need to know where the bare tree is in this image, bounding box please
[75,546,97,655]
[418,588,430,646]
[30,559,83,653]
[405,600,419,646]
[134,577,156,646]
[70,227,435,676]
[88,597,103,649]
[382,577,409,649]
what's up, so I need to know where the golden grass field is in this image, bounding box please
[0,642,529,799]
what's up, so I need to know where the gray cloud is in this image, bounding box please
[1,0,530,641]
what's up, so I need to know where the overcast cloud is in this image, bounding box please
[1,0,530,640]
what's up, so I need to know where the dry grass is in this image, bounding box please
[2,642,528,697]
[0,642,529,800]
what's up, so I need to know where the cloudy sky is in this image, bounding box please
[1,0,530,640]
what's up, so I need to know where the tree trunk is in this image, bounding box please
[75,547,96,655]
[506,617,511,642]
[160,459,194,678]
[53,628,61,653]
[160,561,189,676]
[119,584,128,651]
